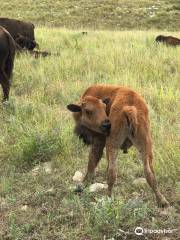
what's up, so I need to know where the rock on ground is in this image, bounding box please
[31,162,52,176]
[132,177,147,187]
[73,171,84,182]
[89,183,108,192]
[21,205,28,211]
[45,187,56,196]
[42,162,52,174]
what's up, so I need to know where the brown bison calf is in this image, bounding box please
[0,27,15,101]
[156,35,180,46]
[67,84,169,207]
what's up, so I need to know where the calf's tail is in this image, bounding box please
[123,106,138,137]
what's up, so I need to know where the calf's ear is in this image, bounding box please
[102,98,110,105]
[67,104,81,112]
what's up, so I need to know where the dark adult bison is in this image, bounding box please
[15,34,37,50]
[0,18,38,50]
[156,35,180,46]
[67,84,169,208]
[0,26,15,101]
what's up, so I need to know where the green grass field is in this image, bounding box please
[0,28,179,239]
[1,0,180,30]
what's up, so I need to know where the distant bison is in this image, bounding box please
[0,18,38,50]
[81,31,88,35]
[156,35,180,46]
[0,27,15,101]
[67,84,169,207]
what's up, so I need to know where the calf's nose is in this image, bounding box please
[101,119,111,130]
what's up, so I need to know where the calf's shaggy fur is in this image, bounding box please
[67,84,169,207]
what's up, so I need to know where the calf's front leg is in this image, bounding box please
[83,138,105,185]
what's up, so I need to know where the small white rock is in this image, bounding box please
[21,205,28,211]
[72,171,84,182]
[32,166,40,172]
[43,162,52,174]
[131,191,140,197]
[132,178,147,187]
[32,166,40,176]
[89,183,108,192]
[46,187,56,195]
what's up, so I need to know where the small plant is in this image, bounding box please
[8,213,21,239]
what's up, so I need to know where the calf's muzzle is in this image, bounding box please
[100,119,111,135]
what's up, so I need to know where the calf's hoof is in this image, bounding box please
[157,197,170,208]
[83,174,95,187]
[107,188,113,198]
[74,184,84,194]
[2,100,9,105]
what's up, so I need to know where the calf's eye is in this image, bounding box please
[85,109,92,116]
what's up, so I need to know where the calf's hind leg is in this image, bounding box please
[106,142,119,197]
[133,130,169,207]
